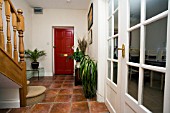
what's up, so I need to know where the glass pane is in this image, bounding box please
[145,17,167,67]
[108,39,112,58]
[130,0,141,27]
[112,62,118,84]
[113,37,118,59]
[129,28,140,63]
[128,66,139,100]
[108,0,112,17]
[114,11,118,35]
[108,18,112,37]
[108,61,111,79]
[146,0,168,20]
[114,0,118,10]
[143,69,164,113]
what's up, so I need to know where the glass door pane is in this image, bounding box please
[130,0,141,27]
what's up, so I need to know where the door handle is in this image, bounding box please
[60,54,68,57]
[118,44,125,58]
[53,46,56,48]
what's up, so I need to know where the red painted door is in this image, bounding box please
[54,28,74,75]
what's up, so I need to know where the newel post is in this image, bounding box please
[0,0,4,49]
[17,9,25,62]
[17,9,27,107]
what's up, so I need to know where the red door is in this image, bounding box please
[54,28,74,75]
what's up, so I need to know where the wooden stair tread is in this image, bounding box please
[26,86,46,98]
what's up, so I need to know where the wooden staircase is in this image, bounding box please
[0,0,27,107]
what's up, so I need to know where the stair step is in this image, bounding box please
[26,86,46,98]
[26,86,46,106]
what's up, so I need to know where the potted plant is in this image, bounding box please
[67,47,84,67]
[25,48,46,69]
[78,38,87,55]
[66,47,84,85]
[80,55,97,98]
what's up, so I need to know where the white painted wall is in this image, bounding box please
[32,9,87,76]
[87,0,98,60]
[87,0,106,102]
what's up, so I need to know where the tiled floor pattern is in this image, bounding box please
[0,75,109,113]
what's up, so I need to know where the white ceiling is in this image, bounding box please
[25,0,90,10]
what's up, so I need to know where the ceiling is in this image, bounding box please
[25,0,90,10]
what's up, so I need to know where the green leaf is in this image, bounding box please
[25,48,46,62]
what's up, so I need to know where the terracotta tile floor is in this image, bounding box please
[0,75,109,113]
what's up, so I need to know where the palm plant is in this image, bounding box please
[80,55,97,98]
[25,48,46,69]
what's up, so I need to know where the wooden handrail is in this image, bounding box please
[7,0,20,21]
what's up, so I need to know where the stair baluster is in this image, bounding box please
[4,0,12,57]
[12,13,18,62]
[0,0,4,50]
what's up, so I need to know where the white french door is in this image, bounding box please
[105,0,121,112]
[105,0,170,113]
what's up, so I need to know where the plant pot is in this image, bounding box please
[31,62,39,69]
[76,62,80,68]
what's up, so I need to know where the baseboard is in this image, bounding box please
[96,91,105,102]
[45,72,53,76]
[0,100,20,108]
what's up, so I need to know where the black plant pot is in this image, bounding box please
[31,62,39,69]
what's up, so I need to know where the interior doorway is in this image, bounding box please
[53,27,74,75]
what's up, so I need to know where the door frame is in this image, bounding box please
[52,26,75,75]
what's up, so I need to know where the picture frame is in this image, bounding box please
[88,3,93,31]
[88,29,92,44]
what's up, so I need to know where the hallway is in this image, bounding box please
[0,75,109,113]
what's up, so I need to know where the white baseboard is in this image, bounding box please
[96,91,105,102]
[44,72,53,76]
[0,100,20,108]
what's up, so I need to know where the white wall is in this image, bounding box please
[87,0,106,102]
[32,9,87,76]
[87,0,98,60]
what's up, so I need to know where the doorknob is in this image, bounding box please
[118,44,125,58]
[53,46,56,48]
[60,54,68,57]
